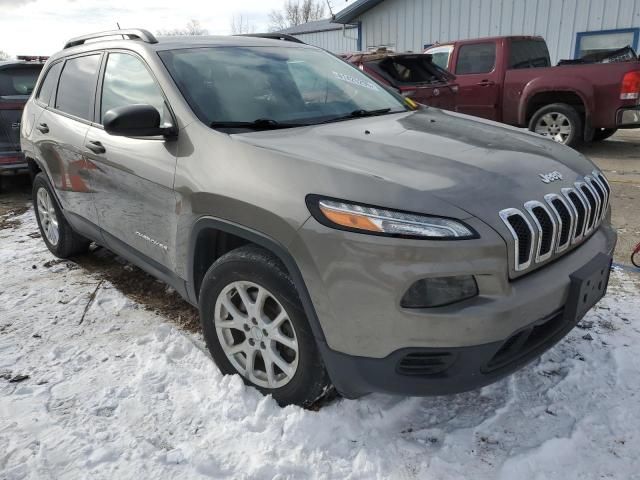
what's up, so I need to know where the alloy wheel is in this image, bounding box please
[36,187,60,246]
[534,112,572,144]
[214,280,299,389]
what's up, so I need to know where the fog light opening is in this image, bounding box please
[400,276,478,309]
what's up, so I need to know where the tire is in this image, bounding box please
[592,128,617,142]
[529,103,583,148]
[32,172,90,258]
[199,245,331,407]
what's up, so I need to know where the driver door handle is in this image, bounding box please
[86,140,106,154]
[476,80,496,87]
[36,123,49,134]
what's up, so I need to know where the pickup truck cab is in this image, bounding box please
[426,36,640,147]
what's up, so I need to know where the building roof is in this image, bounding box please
[279,18,356,35]
[333,0,386,24]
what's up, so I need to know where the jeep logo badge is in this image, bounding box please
[539,171,563,183]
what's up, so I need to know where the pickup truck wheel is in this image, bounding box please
[32,173,91,258]
[199,245,332,408]
[529,103,583,147]
[592,128,617,142]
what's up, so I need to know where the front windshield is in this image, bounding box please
[159,46,407,128]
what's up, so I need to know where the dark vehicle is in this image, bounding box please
[0,58,45,178]
[426,36,640,147]
[558,46,638,66]
[343,49,458,110]
[22,30,616,407]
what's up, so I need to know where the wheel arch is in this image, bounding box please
[25,156,44,182]
[523,90,589,126]
[187,216,327,342]
[518,75,594,127]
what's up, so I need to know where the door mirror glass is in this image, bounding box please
[103,104,170,137]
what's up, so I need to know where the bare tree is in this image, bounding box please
[268,0,327,31]
[157,19,208,36]
[0,50,11,61]
[231,15,256,35]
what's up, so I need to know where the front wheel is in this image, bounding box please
[199,245,332,407]
[529,103,583,148]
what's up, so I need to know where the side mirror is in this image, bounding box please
[103,104,176,138]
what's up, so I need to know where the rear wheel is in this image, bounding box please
[32,173,90,258]
[199,245,331,407]
[592,128,617,142]
[529,103,583,148]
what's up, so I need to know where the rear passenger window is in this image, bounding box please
[455,43,496,75]
[55,54,101,120]
[509,40,551,69]
[100,53,166,124]
[36,62,62,106]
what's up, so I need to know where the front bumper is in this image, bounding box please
[320,252,613,398]
[291,216,617,397]
[616,106,640,127]
[320,308,571,398]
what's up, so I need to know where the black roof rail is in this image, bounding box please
[64,29,158,49]
[236,33,306,44]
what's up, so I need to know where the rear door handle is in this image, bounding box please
[476,80,496,87]
[85,140,106,154]
[36,123,49,134]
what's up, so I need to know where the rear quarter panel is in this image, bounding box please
[503,62,640,128]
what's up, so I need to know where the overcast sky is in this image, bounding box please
[0,0,354,57]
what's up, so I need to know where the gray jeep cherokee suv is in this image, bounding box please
[21,29,617,407]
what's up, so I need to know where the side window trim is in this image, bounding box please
[95,49,176,129]
[35,61,63,108]
[50,51,104,126]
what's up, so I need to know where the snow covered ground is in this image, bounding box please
[1,208,640,480]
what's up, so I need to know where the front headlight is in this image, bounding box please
[306,196,478,239]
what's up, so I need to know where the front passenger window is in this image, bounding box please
[101,53,167,124]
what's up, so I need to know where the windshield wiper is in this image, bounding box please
[209,119,309,131]
[316,108,394,125]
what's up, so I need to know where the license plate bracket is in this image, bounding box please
[564,253,612,323]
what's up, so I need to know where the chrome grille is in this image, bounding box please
[544,194,572,253]
[499,208,534,271]
[524,201,556,262]
[577,181,597,234]
[563,188,587,242]
[500,172,611,274]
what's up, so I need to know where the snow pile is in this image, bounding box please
[1,209,639,479]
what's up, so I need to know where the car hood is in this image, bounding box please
[233,108,598,232]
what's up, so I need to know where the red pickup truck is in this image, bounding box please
[343,49,458,111]
[425,36,640,147]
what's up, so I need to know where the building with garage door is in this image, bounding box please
[332,0,640,64]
